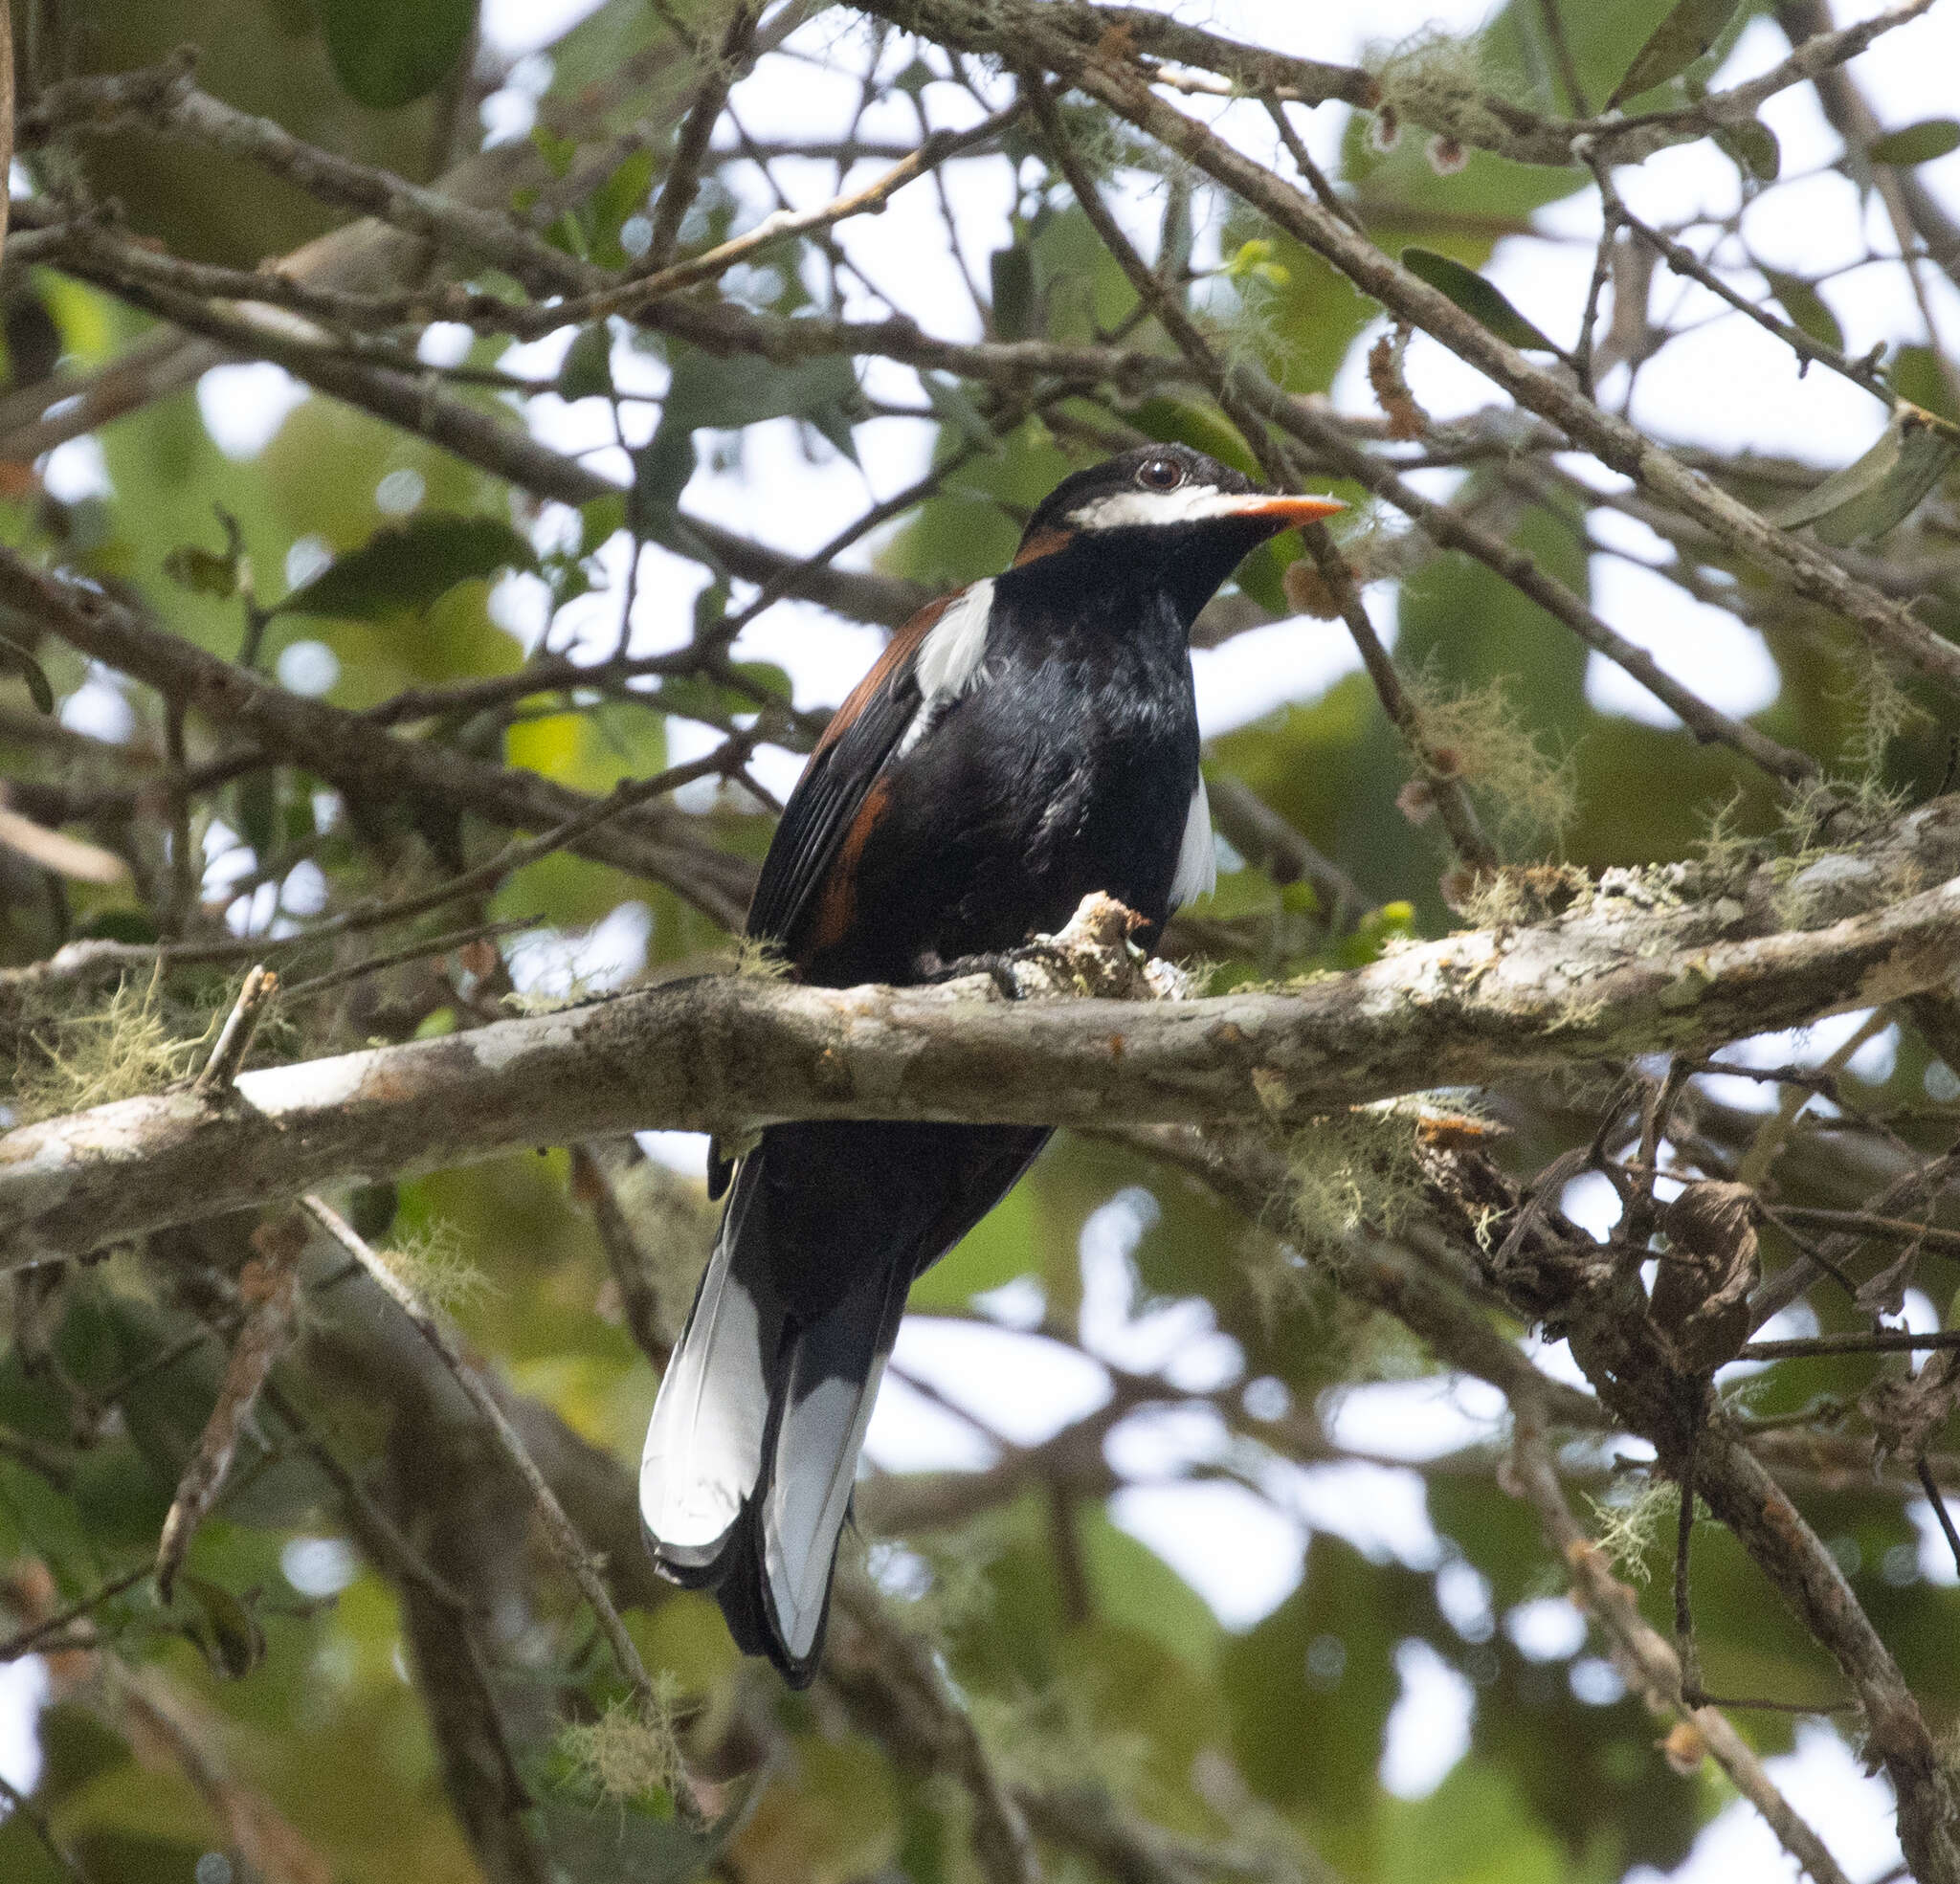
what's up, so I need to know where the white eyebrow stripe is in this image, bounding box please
[1064,485,1254,530]
[898,577,995,758]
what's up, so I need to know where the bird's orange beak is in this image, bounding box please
[1219,493,1346,529]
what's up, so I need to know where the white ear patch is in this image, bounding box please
[1064,485,1253,531]
[1169,773,1216,911]
[899,578,994,757]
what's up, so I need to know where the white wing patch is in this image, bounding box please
[899,577,995,756]
[1169,773,1216,911]
[1065,485,1251,531]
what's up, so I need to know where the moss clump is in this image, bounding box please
[1454,861,1593,932]
[970,1676,1150,1802]
[1585,1478,1711,1587]
[1690,785,1762,882]
[727,934,791,981]
[559,1680,687,1805]
[375,1220,496,1316]
[1699,649,1920,885]
[8,968,215,1124]
[1407,669,1577,853]
[1282,1099,1435,1260]
[1780,649,1920,854]
[853,1507,1013,1655]
[1368,30,1512,155]
[1583,1476,1675,1586]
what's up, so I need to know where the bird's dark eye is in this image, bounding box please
[1136,455,1184,492]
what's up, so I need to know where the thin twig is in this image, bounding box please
[1586,155,1891,404]
[1506,1402,1854,1884]
[192,964,277,1097]
[1916,1454,1960,1576]
[1534,0,1589,116]
[1673,1431,1702,1706]
[258,1379,473,1612]
[0,1771,89,1884]
[1738,1009,1892,1190]
[1740,1328,1960,1361]
[0,1563,152,1665]
[644,2,764,273]
[277,916,541,1005]
[827,1580,1042,1884]
[299,1195,696,1820]
[1771,1208,1960,1261]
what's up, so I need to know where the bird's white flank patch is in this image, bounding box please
[1064,485,1255,531]
[900,577,994,756]
[1169,773,1216,911]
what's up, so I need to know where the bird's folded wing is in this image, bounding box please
[746,587,959,953]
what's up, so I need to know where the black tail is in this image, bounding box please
[639,1121,1049,1683]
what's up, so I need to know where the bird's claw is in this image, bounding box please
[917,949,1025,999]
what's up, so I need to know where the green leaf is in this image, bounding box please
[78,909,159,944]
[1714,119,1781,184]
[662,349,861,443]
[1772,403,1960,545]
[319,0,475,109]
[1401,248,1559,353]
[921,372,999,455]
[558,324,616,404]
[581,492,629,556]
[278,514,540,621]
[990,244,1036,341]
[1761,269,1844,353]
[175,1573,266,1680]
[587,147,657,270]
[162,543,238,599]
[635,349,864,513]
[691,577,731,642]
[1606,0,1744,109]
[1226,237,1278,281]
[0,632,54,713]
[1890,343,1960,423]
[893,55,936,100]
[234,771,278,858]
[530,125,578,182]
[1869,119,1960,166]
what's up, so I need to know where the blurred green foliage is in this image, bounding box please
[2,0,1958,1880]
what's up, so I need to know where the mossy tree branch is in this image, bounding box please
[7,799,1960,1263]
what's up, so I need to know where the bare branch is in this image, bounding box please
[10,803,1960,1259]
[0,545,758,928]
[153,1214,303,1601]
[1507,1405,1856,1884]
[922,2,1960,700]
[643,2,765,272]
[299,1198,679,1781]
[825,1580,1042,1884]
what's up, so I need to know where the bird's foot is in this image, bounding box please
[916,949,1024,999]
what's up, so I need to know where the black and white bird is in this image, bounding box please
[639,444,1341,1682]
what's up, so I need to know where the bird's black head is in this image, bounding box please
[1010,444,1343,627]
